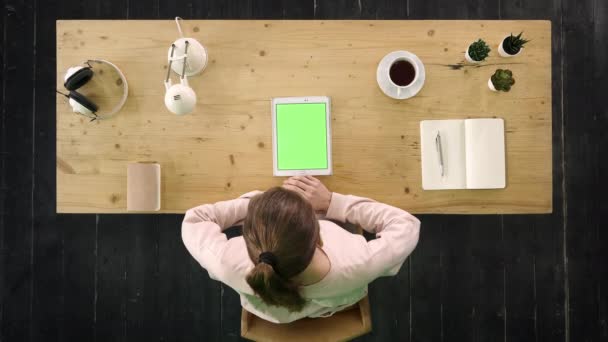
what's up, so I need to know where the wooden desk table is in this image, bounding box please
[56,20,552,214]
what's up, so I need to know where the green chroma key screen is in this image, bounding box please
[276,103,328,170]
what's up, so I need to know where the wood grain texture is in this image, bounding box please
[471,216,505,341]
[440,215,475,340]
[1,1,36,341]
[563,0,608,341]
[2,0,606,341]
[62,215,97,342]
[593,0,608,339]
[156,215,223,342]
[53,4,112,342]
[499,1,567,341]
[410,215,442,342]
[119,7,166,342]
[405,5,506,342]
[31,0,65,340]
[55,20,552,214]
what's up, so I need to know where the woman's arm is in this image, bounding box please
[283,176,420,279]
[181,191,262,279]
[325,193,421,278]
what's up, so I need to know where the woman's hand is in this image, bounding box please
[282,176,332,213]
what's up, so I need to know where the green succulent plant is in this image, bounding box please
[468,39,491,61]
[491,69,515,92]
[503,32,529,55]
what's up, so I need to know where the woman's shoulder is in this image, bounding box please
[308,221,376,293]
[216,236,257,295]
[318,220,369,262]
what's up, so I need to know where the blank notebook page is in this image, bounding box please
[420,120,467,190]
[464,118,506,189]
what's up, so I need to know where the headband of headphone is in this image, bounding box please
[60,59,129,120]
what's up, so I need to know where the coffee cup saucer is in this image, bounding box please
[376,51,426,100]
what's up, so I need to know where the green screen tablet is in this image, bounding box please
[272,97,332,176]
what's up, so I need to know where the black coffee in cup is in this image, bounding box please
[389,60,416,87]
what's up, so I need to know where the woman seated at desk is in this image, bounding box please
[182,176,420,323]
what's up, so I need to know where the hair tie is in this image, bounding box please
[258,251,278,269]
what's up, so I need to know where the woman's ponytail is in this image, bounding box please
[245,261,306,312]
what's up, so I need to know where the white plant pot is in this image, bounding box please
[498,35,523,58]
[465,49,483,64]
[488,78,497,91]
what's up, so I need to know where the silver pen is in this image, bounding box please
[435,131,445,177]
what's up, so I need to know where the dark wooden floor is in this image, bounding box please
[1,0,606,341]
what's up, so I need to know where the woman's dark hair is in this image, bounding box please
[243,187,320,312]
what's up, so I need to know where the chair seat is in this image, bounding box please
[240,296,372,342]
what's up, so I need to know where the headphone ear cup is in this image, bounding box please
[69,91,98,114]
[64,67,94,91]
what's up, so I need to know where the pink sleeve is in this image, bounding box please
[325,193,421,279]
[181,191,262,279]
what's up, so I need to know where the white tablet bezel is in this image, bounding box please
[271,96,332,177]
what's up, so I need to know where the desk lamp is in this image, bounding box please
[164,17,208,115]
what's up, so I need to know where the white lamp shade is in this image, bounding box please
[167,38,208,77]
[164,83,197,115]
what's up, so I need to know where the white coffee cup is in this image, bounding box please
[392,57,419,97]
[377,51,425,100]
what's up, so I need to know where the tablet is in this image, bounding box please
[271,96,332,176]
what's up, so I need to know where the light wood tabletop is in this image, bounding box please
[56,20,552,214]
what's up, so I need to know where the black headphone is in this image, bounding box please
[57,59,128,121]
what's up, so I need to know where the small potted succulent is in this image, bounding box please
[465,39,491,63]
[498,32,529,57]
[488,69,515,92]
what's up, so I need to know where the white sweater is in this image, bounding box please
[181,191,421,324]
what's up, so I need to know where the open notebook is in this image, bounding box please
[420,118,506,190]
